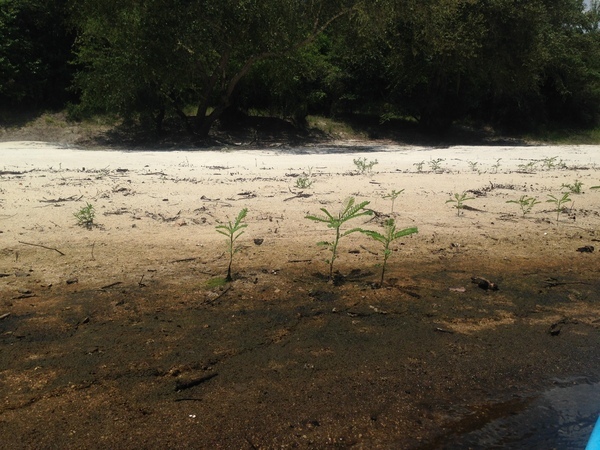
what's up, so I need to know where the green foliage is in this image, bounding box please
[506,195,541,217]
[413,161,425,173]
[216,208,248,282]
[382,189,404,213]
[295,167,314,189]
[446,192,475,216]
[428,158,445,173]
[546,193,572,223]
[71,0,353,135]
[491,158,502,174]
[518,161,538,172]
[467,161,479,172]
[361,219,418,285]
[74,202,95,229]
[0,0,74,107]
[562,180,584,194]
[353,157,378,175]
[541,156,566,171]
[306,197,372,280]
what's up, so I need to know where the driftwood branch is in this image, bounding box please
[18,241,65,256]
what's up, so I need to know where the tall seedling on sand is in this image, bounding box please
[216,208,248,281]
[361,219,418,286]
[506,195,541,217]
[306,197,372,280]
[446,192,474,216]
[383,189,404,213]
[546,193,571,223]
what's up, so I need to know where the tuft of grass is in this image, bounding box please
[74,202,95,229]
[205,277,227,288]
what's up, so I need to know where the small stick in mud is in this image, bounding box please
[18,241,65,256]
[175,373,218,391]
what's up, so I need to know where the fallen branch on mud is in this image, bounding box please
[204,286,231,305]
[175,372,218,391]
[100,281,123,290]
[18,241,65,256]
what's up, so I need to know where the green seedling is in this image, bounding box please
[413,161,425,172]
[215,208,248,281]
[361,219,418,285]
[306,197,372,280]
[467,161,479,172]
[429,158,445,172]
[562,180,583,194]
[353,157,378,175]
[382,189,404,213]
[518,161,538,172]
[546,193,572,223]
[74,202,95,229]
[491,158,502,174]
[295,167,314,189]
[541,156,566,171]
[506,195,541,217]
[446,192,475,216]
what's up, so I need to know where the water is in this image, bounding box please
[443,380,600,449]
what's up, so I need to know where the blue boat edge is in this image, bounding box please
[586,416,600,450]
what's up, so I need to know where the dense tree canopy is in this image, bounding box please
[0,0,74,108]
[1,0,599,135]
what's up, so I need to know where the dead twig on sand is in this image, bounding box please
[39,195,83,203]
[18,241,65,256]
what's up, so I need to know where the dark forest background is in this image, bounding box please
[2,0,600,141]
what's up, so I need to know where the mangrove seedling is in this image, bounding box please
[74,202,95,229]
[429,158,445,173]
[446,192,475,216]
[306,197,372,280]
[361,219,418,286]
[491,158,502,174]
[506,195,541,217]
[216,208,248,281]
[353,157,378,175]
[383,189,404,213]
[562,180,583,194]
[546,193,572,223]
[467,161,479,172]
[295,167,314,189]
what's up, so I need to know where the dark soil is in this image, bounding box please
[2,255,599,449]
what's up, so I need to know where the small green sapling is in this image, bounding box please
[361,219,418,285]
[506,195,541,217]
[353,157,378,175]
[383,189,404,213]
[216,208,248,281]
[546,193,572,223]
[306,197,372,280]
[446,192,475,216]
[562,180,583,194]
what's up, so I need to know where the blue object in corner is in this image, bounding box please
[587,415,600,450]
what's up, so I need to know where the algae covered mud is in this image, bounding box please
[1,142,599,448]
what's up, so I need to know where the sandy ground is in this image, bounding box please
[1,140,600,449]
